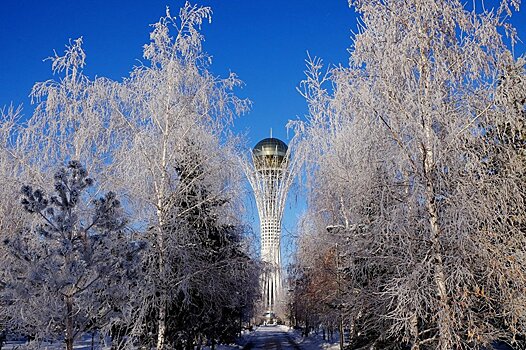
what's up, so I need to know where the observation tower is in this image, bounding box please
[242,136,297,317]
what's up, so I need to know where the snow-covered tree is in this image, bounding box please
[292,0,526,349]
[23,37,124,185]
[0,3,259,348]
[162,146,258,348]
[288,216,347,342]
[1,161,138,350]
[0,36,131,345]
[104,3,255,349]
[0,106,32,344]
[0,40,133,260]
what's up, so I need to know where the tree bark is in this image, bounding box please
[423,134,452,350]
[410,313,419,350]
[417,1,452,340]
[65,295,74,350]
[156,133,169,350]
[155,204,167,350]
[339,316,344,350]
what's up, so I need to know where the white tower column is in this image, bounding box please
[242,137,298,317]
[260,216,282,311]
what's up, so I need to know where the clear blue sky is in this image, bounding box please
[0,0,359,145]
[1,1,524,143]
[1,0,525,261]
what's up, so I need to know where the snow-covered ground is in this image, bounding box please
[2,330,249,350]
[240,325,340,350]
[2,326,340,350]
[2,333,112,350]
[286,327,341,350]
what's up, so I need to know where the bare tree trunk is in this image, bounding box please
[155,201,167,350]
[348,316,355,345]
[410,314,419,350]
[156,291,167,350]
[428,198,452,350]
[155,211,167,350]
[416,0,453,338]
[65,295,74,350]
[423,133,452,350]
[339,316,344,350]
[156,134,169,350]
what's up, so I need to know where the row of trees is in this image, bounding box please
[0,3,259,350]
[289,0,526,349]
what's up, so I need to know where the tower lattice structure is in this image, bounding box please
[242,137,297,315]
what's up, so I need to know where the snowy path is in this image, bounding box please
[243,326,301,350]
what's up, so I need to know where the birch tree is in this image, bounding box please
[0,3,258,348]
[106,3,253,348]
[0,106,33,343]
[25,37,124,185]
[292,0,526,349]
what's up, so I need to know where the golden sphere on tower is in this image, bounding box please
[252,138,288,171]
